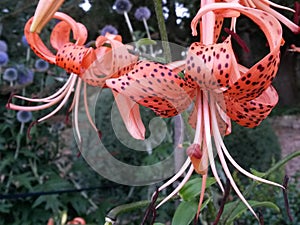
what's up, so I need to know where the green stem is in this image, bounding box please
[142,18,154,55]
[105,196,170,223]
[153,0,172,63]
[124,12,136,41]
[264,151,300,177]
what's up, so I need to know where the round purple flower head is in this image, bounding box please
[100,25,119,36]
[21,35,29,47]
[0,51,9,66]
[3,68,18,82]
[16,65,34,85]
[0,40,8,52]
[113,0,132,14]
[134,7,151,21]
[17,111,33,123]
[35,59,49,72]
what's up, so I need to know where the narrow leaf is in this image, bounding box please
[179,177,216,201]
[172,201,198,225]
[223,200,280,224]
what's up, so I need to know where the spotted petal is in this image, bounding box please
[191,3,282,101]
[225,85,278,127]
[106,61,196,118]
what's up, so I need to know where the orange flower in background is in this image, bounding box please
[7,9,141,141]
[107,1,287,221]
[47,217,86,225]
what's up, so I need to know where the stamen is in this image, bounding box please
[12,74,76,103]
[37,77,77,122]
[203,94,224,192]
[211,102,283,189]
[157,158,191,192]
[156,165,194,209]
[83,82,102,140]
[211,108,259,221]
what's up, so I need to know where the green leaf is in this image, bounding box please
[136,38,157,48]
[13,172,35,190]
[179,177,216,201]
[0,155,13,171]
[223,200,280,224]
[172,201,198,225]
[172,198,211,225]
[32,194,63,213]
[153,223,165,225]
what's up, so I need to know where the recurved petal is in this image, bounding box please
[185,37,239,91]
[112,91,146,140]
[55,43,96,75]
[50,21,87,50]
[24,18,56,64]
[191,3,282,101]
[81,34,138,87]
[94,35,138,76]
[225,51,280,101]
[25,12,89,66]
[225,85,278,128]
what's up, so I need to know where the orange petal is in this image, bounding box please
[106,61,196,118]
[112,91,146,140]
[186,37,239,90]
[82,34,138,86]
[24,18,56,64]
[25,12,88,66]
[56,43,96,75]
[191,3,282,102]
[50,20,88,50]
[225,86,278,127]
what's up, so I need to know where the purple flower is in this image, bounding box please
[35,59,49,72]
[0,51,9,66]
[16,65,34,84]
[0,40,8,52]
[17,111,33,123]
[100,25,119,36]
[3,67,18,82]
[21,35,29,47]
[113,0,132,14]
[134,7,151,21]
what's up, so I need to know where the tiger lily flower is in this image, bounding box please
[7,11,141,142]
[107,1,285,221]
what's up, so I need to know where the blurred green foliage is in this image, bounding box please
[224,120,281,173]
